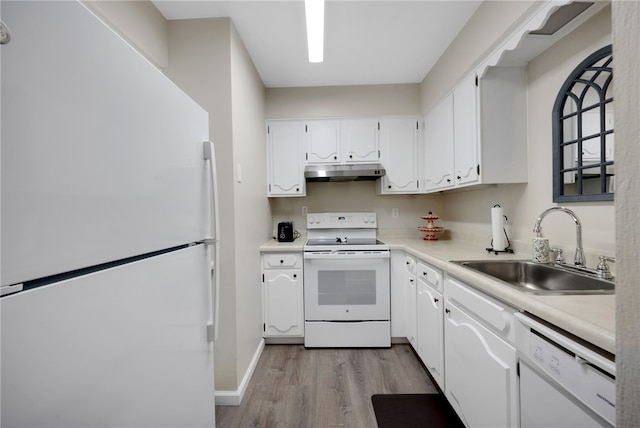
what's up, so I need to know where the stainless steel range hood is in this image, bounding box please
[304,164,386,182]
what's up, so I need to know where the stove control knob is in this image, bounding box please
[367,215,375,224]
[314,216,321,224]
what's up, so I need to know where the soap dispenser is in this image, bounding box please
[532,232,550,263]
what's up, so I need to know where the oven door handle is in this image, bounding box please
[304,251,390,260]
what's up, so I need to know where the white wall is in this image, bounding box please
[612,2,640,425]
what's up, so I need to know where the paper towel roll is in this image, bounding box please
[491,206,507,250]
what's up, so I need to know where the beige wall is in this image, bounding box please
[229,23,270,388]
[267,84,420,118]
[82,0,168,68]
[612,1,640,426]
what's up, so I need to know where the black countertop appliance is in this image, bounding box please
[277,222,294,242]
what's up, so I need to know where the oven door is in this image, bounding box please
[303,250,390,321]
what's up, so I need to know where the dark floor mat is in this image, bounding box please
[371,393,465,428]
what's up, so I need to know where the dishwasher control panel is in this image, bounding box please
[516,313,615,426]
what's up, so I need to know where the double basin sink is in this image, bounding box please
[453,260,614,295]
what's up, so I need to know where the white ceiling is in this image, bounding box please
[151,1,482,88]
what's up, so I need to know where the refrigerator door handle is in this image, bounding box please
[203,141,220,342]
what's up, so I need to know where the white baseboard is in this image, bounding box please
[214,338,265,406]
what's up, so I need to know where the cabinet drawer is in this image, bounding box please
[263,253,301,269]
[444,275,517,343]
[405,254,416,274]
[417,261,443,293]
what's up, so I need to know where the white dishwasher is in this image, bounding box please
[515,313,615,428]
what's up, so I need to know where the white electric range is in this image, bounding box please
[303,212,390,348]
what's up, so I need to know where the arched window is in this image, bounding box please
[553,44,613,202]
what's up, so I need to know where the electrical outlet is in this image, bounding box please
[392,208,399,218]
[302,206,308,216]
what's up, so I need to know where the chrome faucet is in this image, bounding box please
[533,207,585,267]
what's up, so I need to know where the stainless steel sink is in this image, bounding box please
[452,260,615,295]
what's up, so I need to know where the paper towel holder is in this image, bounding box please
[486,204,514,255]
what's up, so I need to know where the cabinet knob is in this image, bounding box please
[280,259,284,264]
[388,185,392,189]
[434,298,439,303]
[293,274,297,278]
[334,156,337,160]
[349,155,353,159]
[296,187,299,192]
[445,308,451,314]
[446,178,451,183]
[457,176,461,180]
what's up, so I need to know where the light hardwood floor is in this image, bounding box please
[215,344,438,427]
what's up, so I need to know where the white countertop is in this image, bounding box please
[259,235,615,354]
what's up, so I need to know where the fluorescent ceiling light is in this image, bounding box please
[305,0,324,63]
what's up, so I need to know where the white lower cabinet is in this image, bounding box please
[390,250,407,338]
[405,254,417,350]
[261,252,304,337]
[444,276,519,428]
[416,261,444,390]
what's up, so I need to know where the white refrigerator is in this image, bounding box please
[0,2,219,427]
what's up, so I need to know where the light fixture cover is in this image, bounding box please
[305,0,324,63]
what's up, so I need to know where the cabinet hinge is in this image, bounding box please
[475,75,479,86]
[378,122,380,130]
[306,152,308,161]
[416,121,419,130]
[262,273,264,283]
[378,150,380,159]
[305,125,308,132]
[477,164,480,175]
[268,184,271,192]
[267,125,270,134]
[263,323,266,332]
[517,361,520,377]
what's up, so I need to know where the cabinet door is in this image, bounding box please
[424,95,455,192]
[306,120,340,164]
[267,121,306,196]
[379,118,419,193]
[444,301,518,427]
[416,280,444,390]
[341,118,379,163]
[453,74,480,186]
[263,270,303,336]
[405,272,417,350]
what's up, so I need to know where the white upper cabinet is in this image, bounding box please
[305,118,379,165]
[422,67,527,194]
[305,120,340,164]
[453,73,480,186]
[423,95,455,192]
[378,118,420,194]
[340,118,380,163]
[266,120,306,197]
